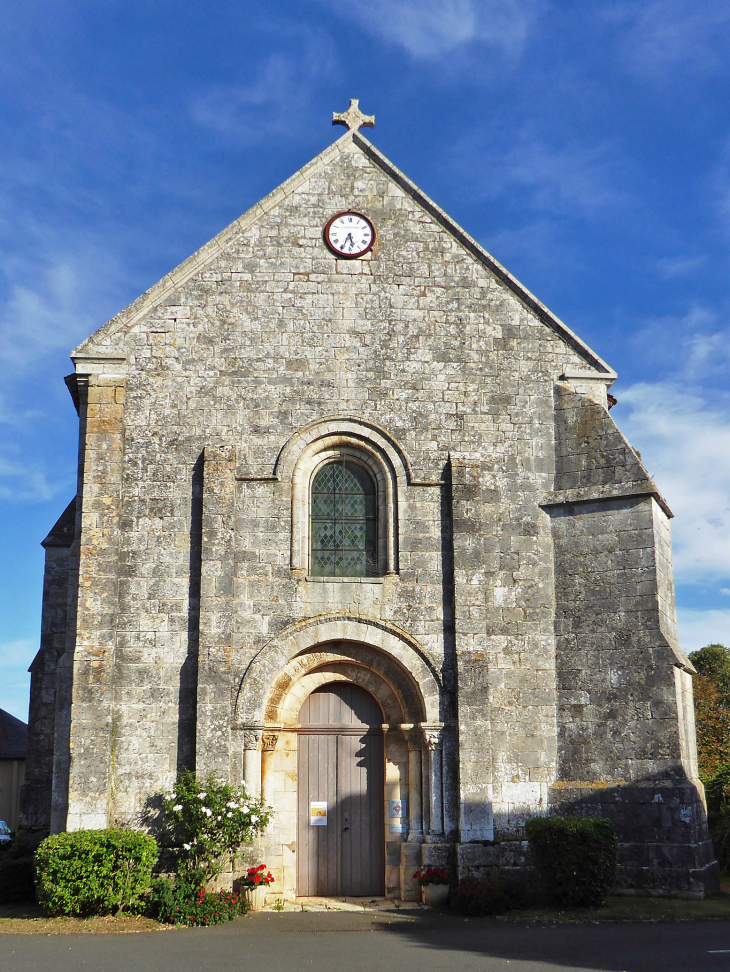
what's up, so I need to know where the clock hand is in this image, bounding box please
[342,232,355,250]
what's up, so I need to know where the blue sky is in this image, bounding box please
[2,0,730,720]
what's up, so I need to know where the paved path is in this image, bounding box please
[2,909,730,972]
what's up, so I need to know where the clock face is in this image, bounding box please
[324,211,375,258]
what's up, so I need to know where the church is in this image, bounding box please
[21,101,718,899]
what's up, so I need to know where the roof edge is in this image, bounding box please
[73,127,617,377]
[72,131,356,356]
[353,133,617,378]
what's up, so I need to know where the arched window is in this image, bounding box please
[285,424,403,577]
[310,460,378,577]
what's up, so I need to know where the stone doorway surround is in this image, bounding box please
[233,617,452,901]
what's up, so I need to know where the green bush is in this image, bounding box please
[708,806,730,873]
[526,816,617,907]
[0,855,36,904]
[35,829,158,916]
[451,878,523,916]
[705,765,730,816]
[148,875,248,926]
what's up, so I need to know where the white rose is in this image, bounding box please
[242,806,250,813]
[227,812,233,818]
[250,815,259,823]
[183,843,191,850]
[217,815,222,821]
[173,804,183,812]
[198,792,207,799]
[204,808,212,817]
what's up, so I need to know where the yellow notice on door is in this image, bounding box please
[310,801,328,826]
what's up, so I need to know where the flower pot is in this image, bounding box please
[245,885,268,912]
[422,883,450,908]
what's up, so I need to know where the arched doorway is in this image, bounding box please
[297,682,385,896]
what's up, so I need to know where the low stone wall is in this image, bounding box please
[548,782,720,898]
[456,840,536,899]
[454,780,720,901]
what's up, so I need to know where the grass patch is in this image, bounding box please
[0,901,169,934]
[500,888,730,923]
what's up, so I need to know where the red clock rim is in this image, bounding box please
[323,211,376,259]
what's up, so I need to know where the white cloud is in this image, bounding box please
[323,0,542,60]
[0,255,103,370]
[614,383,730,584]
[627,306,730,383]
[0,391,42,429]
[611,0,730,78]
[448,130,624,217]
[0,639,36,668]
[0,242,112,501]
[656,255,706,279]
[677,609,730,654]
[0,454,60,503]
[190,37,337,142]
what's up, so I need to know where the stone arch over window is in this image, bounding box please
[282,420,408,577]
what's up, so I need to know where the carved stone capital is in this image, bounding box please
[242,727,263,750]
[261,731,279,752]
[422,725,444,751]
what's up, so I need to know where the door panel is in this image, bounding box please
[296,732,338,896]
[339,732,385,896]
[299,682,382,728]
[297,683,384,897]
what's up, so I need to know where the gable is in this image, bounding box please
[71,131,615,381]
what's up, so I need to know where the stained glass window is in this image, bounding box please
[310,460,378,577]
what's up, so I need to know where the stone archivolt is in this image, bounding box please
[234,614,442,728]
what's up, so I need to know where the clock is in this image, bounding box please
[324,211,375,258]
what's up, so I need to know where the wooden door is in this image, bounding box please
[297,683,385,896]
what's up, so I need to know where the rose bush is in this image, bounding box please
[148,875,248,926]
[451,878,522,916]
[413,866,452,886]
[240,864,274,890]
[161,770,271,882]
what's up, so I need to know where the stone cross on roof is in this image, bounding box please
[332,99,375,132]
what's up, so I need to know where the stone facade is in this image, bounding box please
[21,126,718,898]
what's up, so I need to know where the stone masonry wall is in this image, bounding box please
[549,494,683,783]
[66,375,126,831]
[20,500,75,832]
[77,135,593,832]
